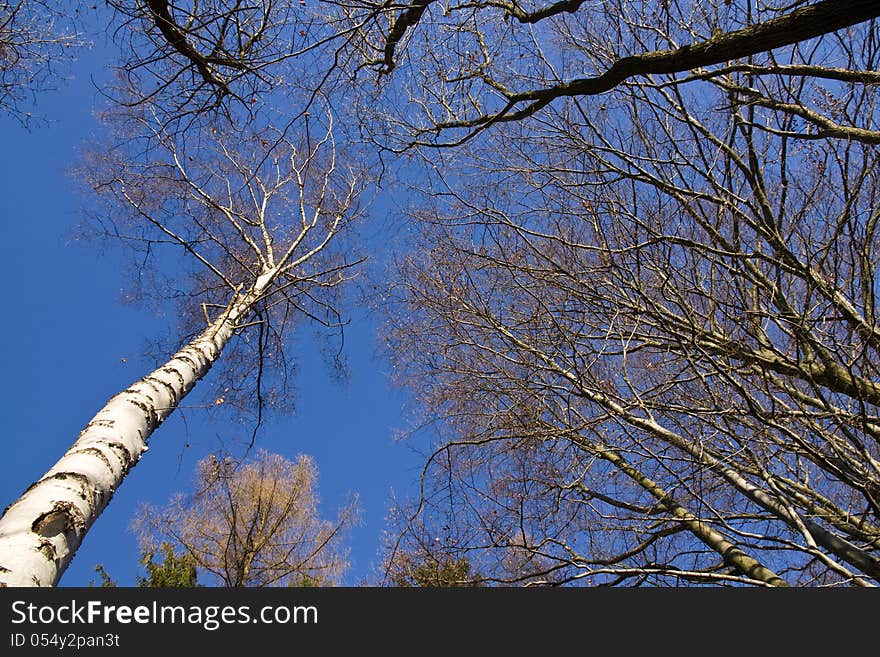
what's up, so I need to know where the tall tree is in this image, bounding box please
[373,2,880,585]
[134,450,357,587]
[3,0,877,588]
[0,0,379,588]
[0,107,365,586]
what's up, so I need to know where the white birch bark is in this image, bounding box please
[0,278,271,587]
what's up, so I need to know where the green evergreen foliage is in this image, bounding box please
[392,556,482,588]
[136,542,199,588]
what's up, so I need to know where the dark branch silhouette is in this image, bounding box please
[425,0,880,141]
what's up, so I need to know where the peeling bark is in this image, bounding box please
[0,281,270,586]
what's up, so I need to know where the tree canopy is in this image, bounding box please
[0,0,878,587]
[134,450,358,587]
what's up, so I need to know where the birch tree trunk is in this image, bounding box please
[0,277,271,587]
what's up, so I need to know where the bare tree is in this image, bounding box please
[336,0,880,149]
[376,2,880,586]
[103,0,364,132]
[0,1,86,121]
[0,107,366,586]
[4,0,877,588]
[134,450,357,586]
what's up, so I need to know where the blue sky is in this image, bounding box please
[0,34,421,586]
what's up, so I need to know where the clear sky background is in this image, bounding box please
[0,30,422,586]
